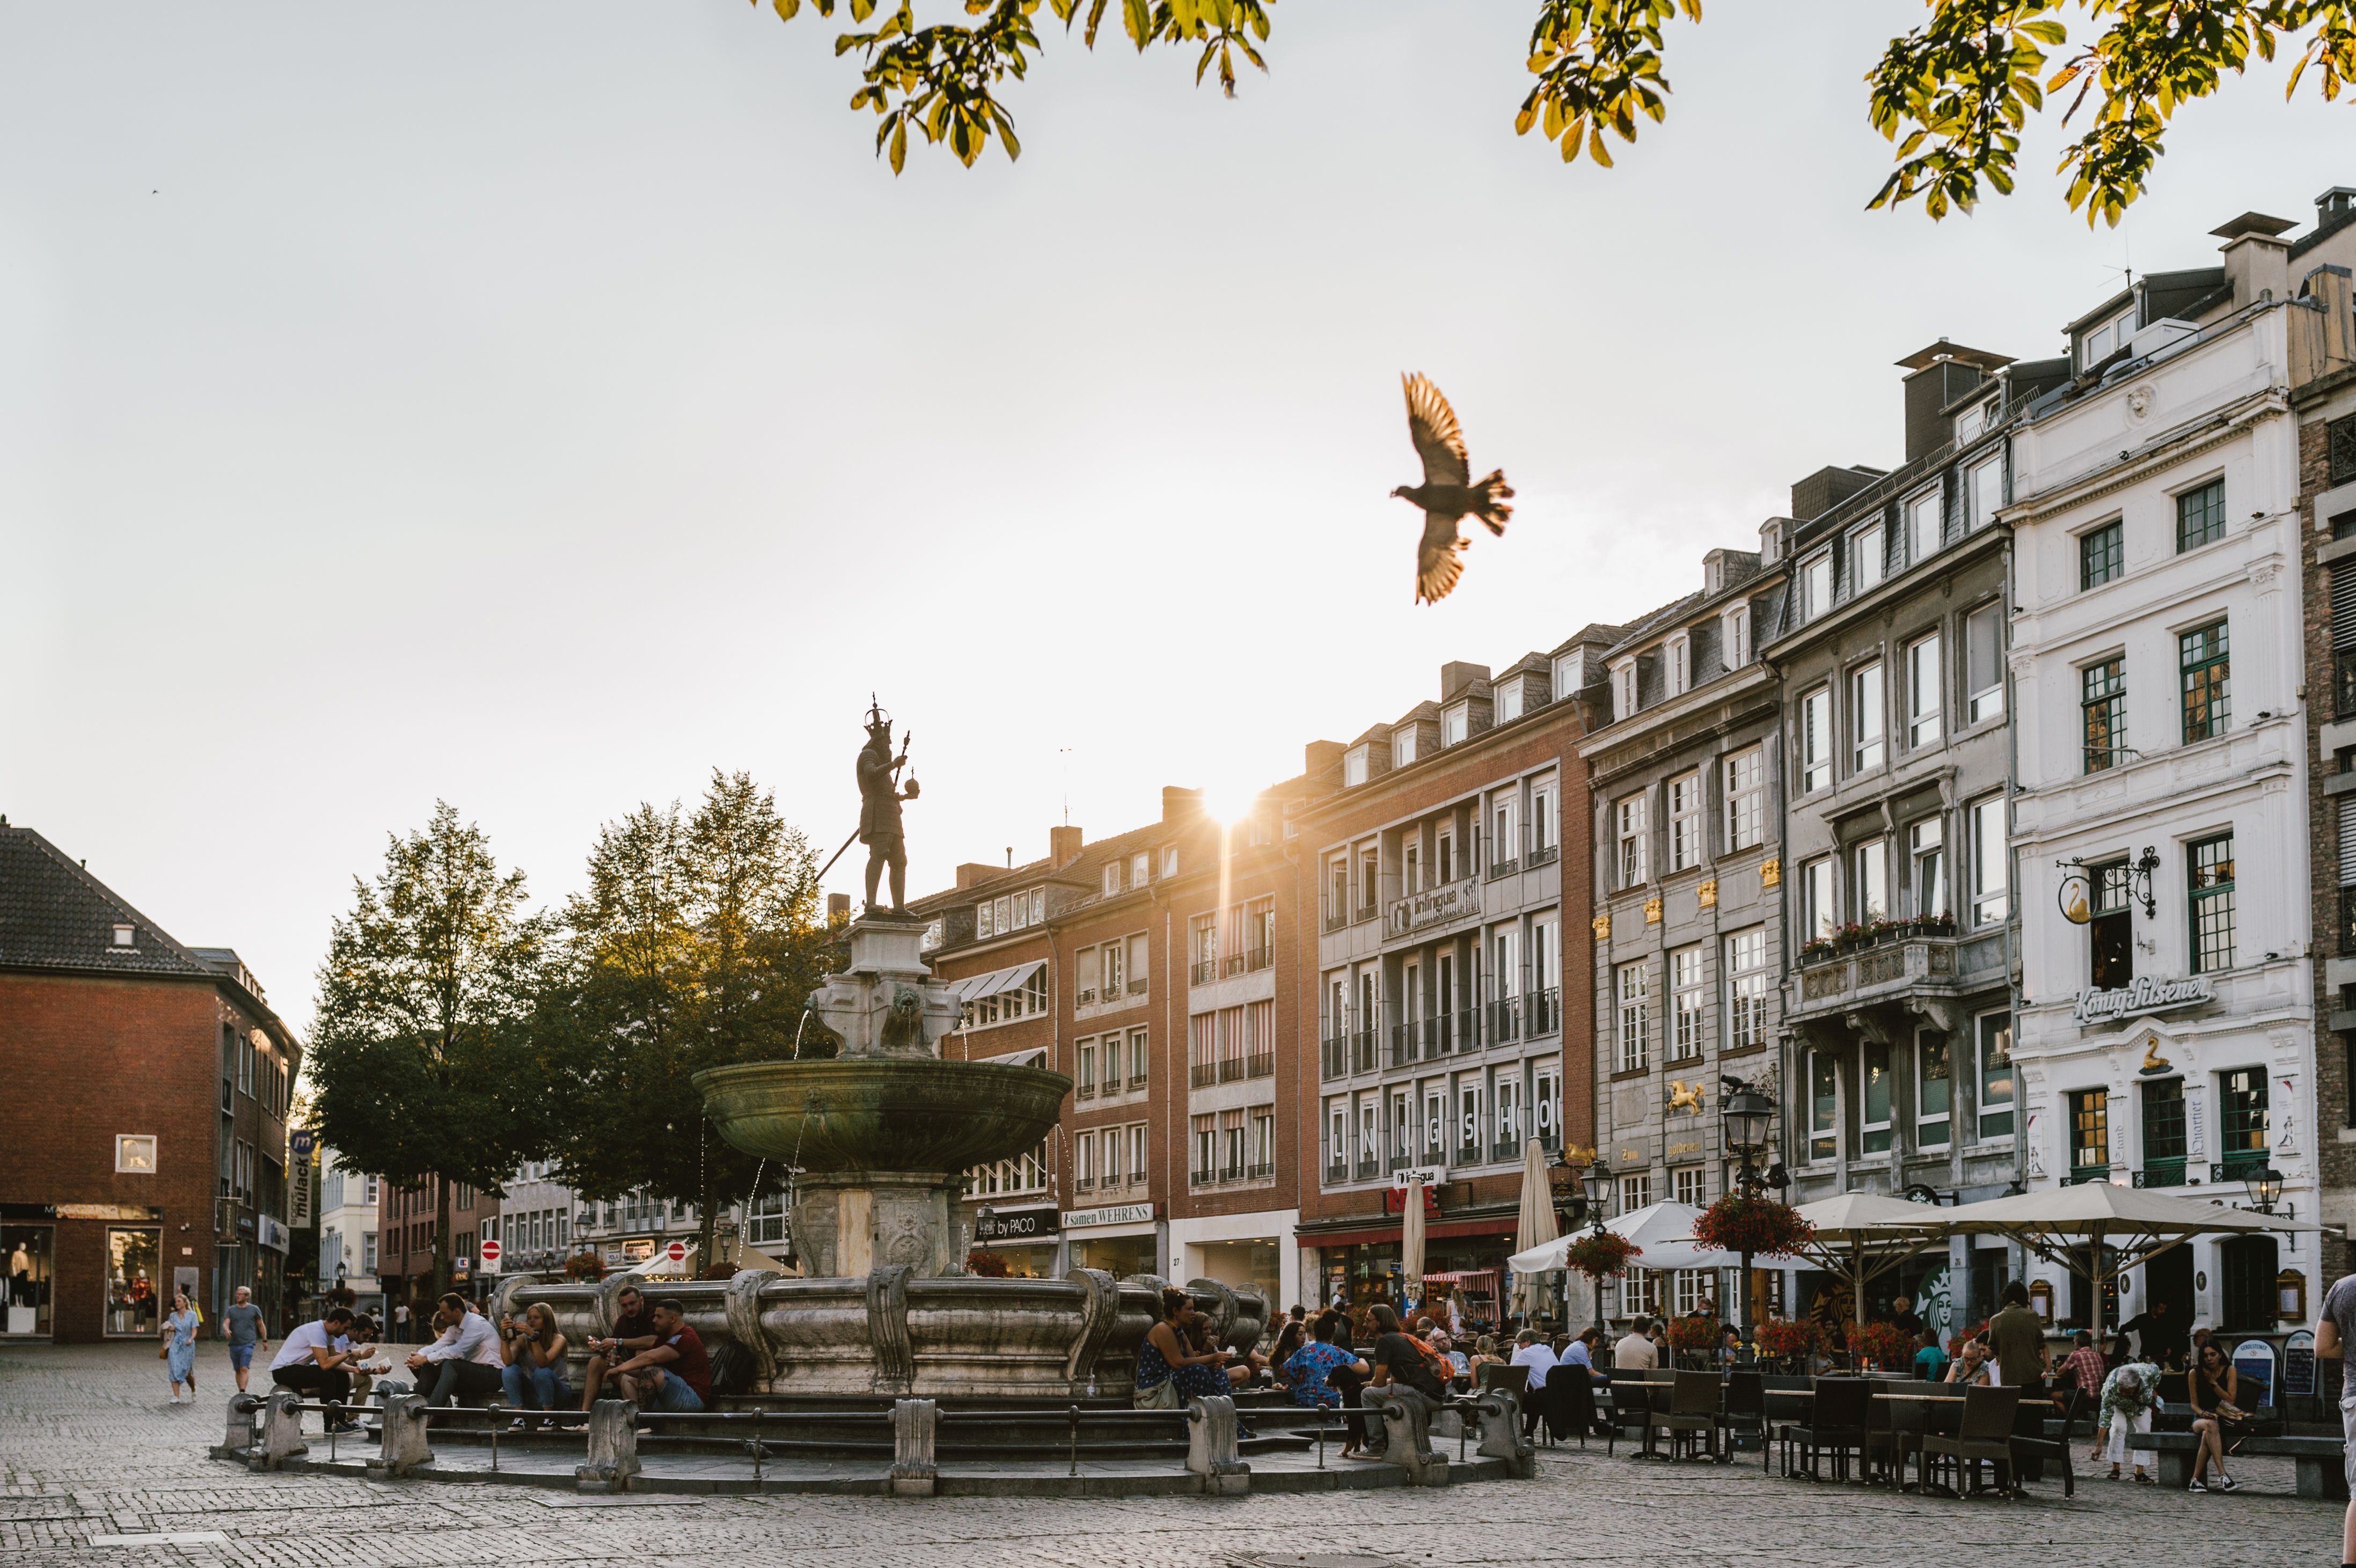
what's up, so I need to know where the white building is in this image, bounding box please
[316,1147,382,1317]
[489,1161,581,1277]
[2007,199,2355,1339]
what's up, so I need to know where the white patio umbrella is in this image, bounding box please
[1513,1139,1560,1319]
[1784,1192,1949,1327]
[1510,1200,1745,1274]
[1937,1182,2317,1344]
[1401,1174,1426,1307]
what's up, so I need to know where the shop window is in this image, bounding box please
[1976,1014,2014,1139]
[2068,1089,2110,1181]
[104,1227,162,1337]
[1809,1052,1838,1162]
[1,1228,53,1337]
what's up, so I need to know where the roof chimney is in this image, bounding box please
[826,892,851,925]
[1894,339,2012,463]
[1161,786,1204,823]
[955,863,998,890]
[1303,740,1344,778]
[1049,825,1084,867]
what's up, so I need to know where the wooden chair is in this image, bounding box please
[1647,1370,1726,1462]
[1921,1384,2025,1498]
[1780,1378,1871,1481]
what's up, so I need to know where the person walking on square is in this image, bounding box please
[160,1290,200,1403]
[223,1285,267,1394]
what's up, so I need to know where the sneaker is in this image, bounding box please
[2186,1478,2207,1493]
[328,1420,363,1435]
[2215,1474,2237,1492]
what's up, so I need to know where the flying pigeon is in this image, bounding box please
[1392,372,1514,605]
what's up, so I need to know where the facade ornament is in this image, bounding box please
[1644,896,1663,925]
[1591,912,1611,941]
[1759,856,1781,888]
[1696,878,1718,908]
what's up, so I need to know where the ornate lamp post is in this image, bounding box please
[1582,1158,1613,1232]
[1719,1078,1779,1348]
[2243,1166,2285,1213]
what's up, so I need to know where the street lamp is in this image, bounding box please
[1718,1076,1781,1354]
[1581,1158,1613,1232]
[2243,1166,2285,1213]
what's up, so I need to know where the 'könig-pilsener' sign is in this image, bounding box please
[2071,974,2215,1026]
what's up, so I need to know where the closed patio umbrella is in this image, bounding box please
[1513,1139,1559,1320]
[1401,1174,1426,1309]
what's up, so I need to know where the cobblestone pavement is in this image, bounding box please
[2,1343,2341,1566]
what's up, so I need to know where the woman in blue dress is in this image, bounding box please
[1133,1288,1254,1407]
[161,1291,200,1404]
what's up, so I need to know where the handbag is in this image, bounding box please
[1133,1377,1181,1410]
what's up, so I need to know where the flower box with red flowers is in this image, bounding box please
[1689,1195,1813,1259]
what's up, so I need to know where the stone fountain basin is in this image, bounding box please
[694,1057,1072,1173]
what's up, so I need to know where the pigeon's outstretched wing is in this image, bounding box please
[1416,515,1466,605]
[1402,373,1469,489]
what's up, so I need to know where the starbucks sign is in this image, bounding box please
[2071,974,2215,1026]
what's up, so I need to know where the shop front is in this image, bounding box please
[2,1220,54,1338]
[1303,1215,1521,1332]
[969,1203,1060,1278]
[1060,1201,1159,1280]
[1170,1206,1297,1309]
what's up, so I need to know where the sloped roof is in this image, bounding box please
[0,824,219,979]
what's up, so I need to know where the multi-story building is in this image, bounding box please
[488,1161,581,1278]
[2296,210,2356,1292]
[1767,345,2062,1337]
[0,822,301,1340]
[375,1176,496,1313]
[1294,647,1602,1321]
[1580,541,1790,1325]
[316,1146,382,1317]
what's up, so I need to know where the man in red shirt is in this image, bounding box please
[611,1299,711,1413]
[2052,1329,2107,1412]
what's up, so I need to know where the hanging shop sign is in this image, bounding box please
[1061,1203,1155,1230]
[2070,974,2214,1026]
[975,1206,1060,1242]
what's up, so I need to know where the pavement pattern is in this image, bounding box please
[2,1341,2342,1566]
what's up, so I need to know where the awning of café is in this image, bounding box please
[1784,1192,1949,1325]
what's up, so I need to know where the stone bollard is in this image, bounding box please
[368,1394,435,1479]
[214,1393,264,1461]
[1370,1390,1450,1487]
[575,1398,640,1494]
[1474,1391,1535,1478]
[248,1389,310,1472]
[888,1398,938,1497]
[1184,1396,1249,1495]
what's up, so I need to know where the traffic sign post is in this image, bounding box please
[479,1239,502,1273]
[665,1240,687,1265]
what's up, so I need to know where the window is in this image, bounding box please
[1131,1027,1152,1086]
[1457,1080,1483,1161]
[1724,928,1768,1051]
[2189,834,2236,973]
[2080,521,2123,590]
[2177,478,2226,552]
[1344,746,1370,788]
[1906,632,1943,747]
[1618,1172,1652,1214]
[1851,838,1888,923]
[1722,604,1751,668]
[1802,856,1835,941]
[2219,1066,2270,1173]
[1850,522,1885,595]
[1102,940,1126,998]
[1977,1013,2014,1139]
[1534,1064,1561,1149]
[1615,961,1650,1073]
[1917,1032,1951,1146]
[1800,687,1832,794]
[1491,794,1519,871]
[1860,1043,1893,1154]
[1442,702,1469,746]
[111,923,134,947]
[1969,796,2008,927]
[1662,946,1704,1062]
[1803,554,1833,620]
[1529,777,1557,860]
[2081,305,2133,367]
[1965,602,2004,723]
[1667,771,1702,872]
[2069,1088,2111,1178]
[1131,853,1148,888]
[1966,452,2004,531]
[1078,1041,1098,1097]
[1161,847,1178,879]
[1496,680,1523,723]
[1436,830,1454,884]
[1327,856,1349,925]
[1328,1102,1349,1175]
[1907,489,1942,564]
[1251,1109,1274,1176]
[115,1135,157,1174]
[1724,748,1764,852]
[2080,657,2126,773]
[1494,1074,1523,1154]
[1187,1118,1211,1184]
[1424,1088,1447,1157]
[1809,1051,1838,1161]
[1908,817,1945,919]
[362,1232,378,1274]
[1665,633,1692,697]
[2141,1077,2188,1178]
[2089,859,2133,989]
[1553,650,1585,699]
[1616,793,1649,886]
[1850,662,1885,772]
[2180,621,2229,743]
[1672,1167,1706,1207]
[1612,660,1637,720]
[1102,864,1120,896]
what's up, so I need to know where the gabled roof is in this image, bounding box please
[0,823,219,980]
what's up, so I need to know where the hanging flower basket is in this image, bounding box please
[1691,1195,1813,1259]
[562,1252,607,1282]
[1563,1230,1642,1281]
[964,1249,1012,1278]
[1754,1317,1817,1360]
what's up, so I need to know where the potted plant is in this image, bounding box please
[1841,1319,1916,1372]
[1665,1314,1720,1368]
[1563,1230,1643,1280]
[1798,936,1838,966]
[1754,1317,1817,1373]
[562,1251,606,1282]
[1690,1195,1814,1260]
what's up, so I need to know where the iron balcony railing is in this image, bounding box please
[1075,1081,1095,1100]
[1325,1159,1348,1183]
[1486,856,1520,882]
[1455,1006,1482,1051]
[1245,946,1274,973]
[1189,959,1218,986]
[1246,1160,1274,1181]
[1351,1029,1378,1074]
[1488,997,1521,1045]
[2342,885,2356,957]
[2214,1153,2270,1182]
[1321,1035,1348,1080]
[2132,1159,2188,1189]
[1323,906,1350,934]
[1492,1138,1523,1162]
[1355,902,1380,925]
[1129,1068,1149,1089]
[1525,987,1561,1038]
[1189,1063,1218,1089]
[1217,1056,1245,1083]
[1245,1050,1274,1079]
[1457,1136,1483,1164]
[1389,1021,1420,1068]
[1387,1152,1414,1173]
[1354,1156,1380,1181]
[1189,1168,1215,1189]
[1526,836,1560,868]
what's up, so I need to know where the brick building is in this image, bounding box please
[0,822,301,1342]
[1292,645,1603,1326]
[375,1176,496,1318]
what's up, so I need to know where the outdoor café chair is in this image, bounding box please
[1723,1370,1768,1470]
[1605,1374,1655,1457]
[1920,1384,2025,1498]
[1551,1371,1597,1448]
[1647,1370,1726,1463]
[1780,1376,1870,1482]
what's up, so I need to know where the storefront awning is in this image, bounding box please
[946,959,1044,1005]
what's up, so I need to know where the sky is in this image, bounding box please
[4,3,2350,1038]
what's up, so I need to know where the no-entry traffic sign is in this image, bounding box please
[665,1240,687,1264]
[479,1238,502,1270]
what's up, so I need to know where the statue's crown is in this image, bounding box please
[866,693,892,733]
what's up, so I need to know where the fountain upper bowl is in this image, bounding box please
[694,1057,1072,1173]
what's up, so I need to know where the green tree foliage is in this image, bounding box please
[307,802,554,1300]
[540,771,840,1266]
[757,0,2356,223]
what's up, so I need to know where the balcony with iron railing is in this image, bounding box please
[1245,1050,1274,1078]
[1492,1137,1524,1162]
[1456,1137,1484,1166]
[1189,958,1219,986]
[1352,1029,1378,1074]
[1389,1020,1420,1069]
[1486,854,1520,882]
[1487,996,1522,1045]
[1076,1081,1095,1100]
[1323,905,1350,934]
[1355,1156,1380,1181]
[1525,986,1561,1038]
[1247,1160,1274,1181]
[2214,1151,2271,1182]
[1245,946,1274,973]
[1326,1157,1348,1183]
[1130,1068,1149,1089]
[1525,831,1560,869]
[1217,1056,1245,1083]
[1190,1168,1216,1189]
[1322,1034,1348,1080]
[2132,1159,2188,1188]
[1189,1062,1218,1089]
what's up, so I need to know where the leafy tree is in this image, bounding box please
[307,803,554,1301]
[757,0,2356,223]
[543,771,840,1266]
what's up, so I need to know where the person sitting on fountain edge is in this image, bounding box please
[1133,1287,1257,1408]
[577,1285,660,1409]
[608,1299,711,1414]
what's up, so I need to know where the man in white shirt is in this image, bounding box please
[268,1307,369,1432]
[1510,1329,1559,1437]
[403,1292,504,1406]
[1613,1316,1659,1371]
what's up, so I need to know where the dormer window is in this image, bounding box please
[1610,657,1638,720]
[1102,864,1121,896]
[1344,745,1370,787]
[1393,727,1418,768]
[111,924,134,948]
[1850,522,1885,595]
[1664,634,1691,698]
[1131,852,1148,887]
[1552,650,1584,701]
[2080,305,2134,369]
[1441,702,1469,747]
[1722,604,1751,668]
[1802,553,1833,621]
[1497,681,1524,723]
[977,900,996,939]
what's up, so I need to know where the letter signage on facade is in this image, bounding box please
[2070,974,2215,1025]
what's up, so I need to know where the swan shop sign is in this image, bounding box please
[2072,974,2215,1026]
